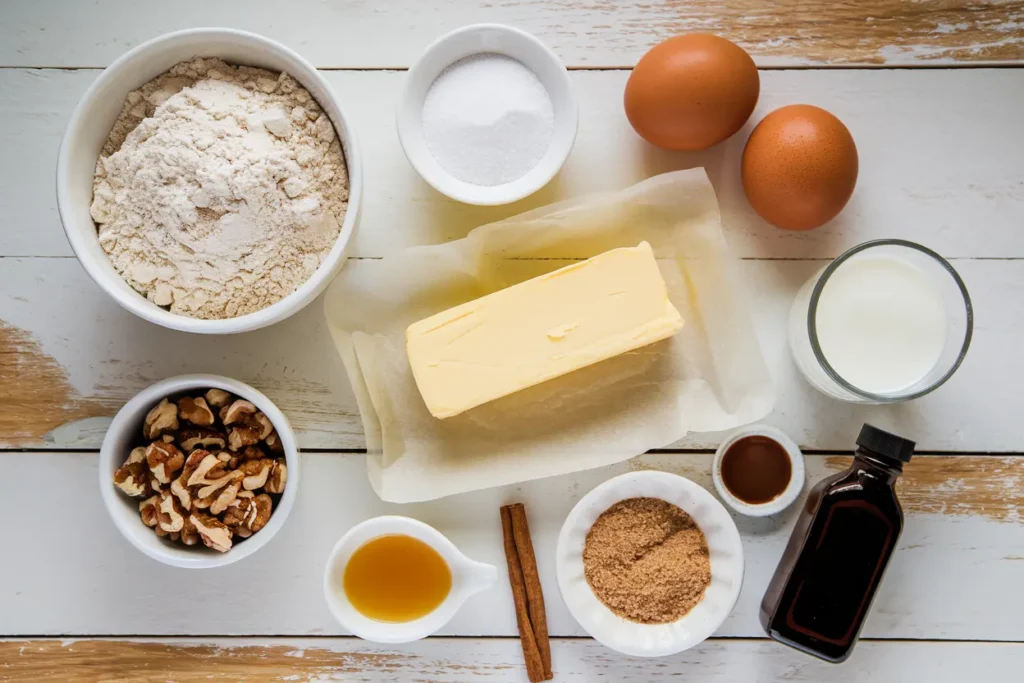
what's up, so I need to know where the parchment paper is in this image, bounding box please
[324,169,774,502]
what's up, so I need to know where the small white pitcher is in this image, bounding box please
[323,515,498,643]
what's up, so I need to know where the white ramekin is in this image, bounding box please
[712,424,806,517]
[323,516,498,642]
[556,471,744,657]
[99,374,299,569]
[396,24,578,205]
[57,28,363,334]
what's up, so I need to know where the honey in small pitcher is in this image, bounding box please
[344,534,452,622]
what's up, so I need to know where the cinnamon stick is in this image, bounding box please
[500,505,549,682]
[507,503,552,679]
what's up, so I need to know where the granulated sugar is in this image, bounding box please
[421,54,554,186]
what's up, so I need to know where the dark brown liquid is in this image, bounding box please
[759,451,905,663]
[720,435,792,504]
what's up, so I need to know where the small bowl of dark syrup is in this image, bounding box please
[712,425,805,517]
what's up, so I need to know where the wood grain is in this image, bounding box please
[647,0,1024,64]
[6,69,1024,260]
[0,641,448,683]
[3,453,1023,639]
[1,0,1022,68]
[0,321,116,443]
[826,456,1024,523]
[2,638,1022,682]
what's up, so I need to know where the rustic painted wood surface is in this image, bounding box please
[2,453,1022,639]
[3,0,1024,67]
[3,638,1023,682]
[4,68,1024,260]
[2,1,1024,680]
[0,256,1014,452]
[1,71,1022,450]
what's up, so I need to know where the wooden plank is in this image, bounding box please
[0,257,362,450]
[2,637,1023,682]
[1,452,1022,639]
[2,0,1023,68]
[0,70,92,258]
[0,257,1013,452]
[4,68,1024,260]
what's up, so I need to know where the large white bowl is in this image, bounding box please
[397,24,577,205]
[556,471,744,657]
[57,28,362,334]
[99,374,300,569]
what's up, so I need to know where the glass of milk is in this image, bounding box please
[789,240,972,403]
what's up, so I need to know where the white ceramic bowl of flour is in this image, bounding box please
[397,24,578,205]
[57,28,362,334]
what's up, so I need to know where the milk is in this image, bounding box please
[790,254,947,399]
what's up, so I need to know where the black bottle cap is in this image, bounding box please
[856,424,915,463]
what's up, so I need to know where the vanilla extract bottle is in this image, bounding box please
[759,424,914,663]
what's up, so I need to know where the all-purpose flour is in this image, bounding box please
[91,58,349,319]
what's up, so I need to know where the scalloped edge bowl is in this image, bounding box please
[556,470,744,657]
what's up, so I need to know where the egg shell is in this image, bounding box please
[625,34,759,151]
[741,104,859,231]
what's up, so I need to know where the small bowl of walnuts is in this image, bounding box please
[100,374,298,568]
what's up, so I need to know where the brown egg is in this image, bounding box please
[625,34,759,151]
[741,104,858,231]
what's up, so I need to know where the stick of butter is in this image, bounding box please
[406,241,685,419]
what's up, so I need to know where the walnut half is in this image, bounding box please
[146,441,184,485]
[180,515,200,546]
[204,388,232,409]
[191,512,233,553]
[156,491,186,534]
[209,477,242,516]
[265,459,287,495]
[178,427,227,452]
[221,399,257,426]
[223,492,272,538]
[265,430,285,454]
[139,495,160,527]
[178,396,215,426]
[228,424,261,451]
[239,459,274,491]
[143,398,179,440]
[113,461,150,498]
[170,449,211,511]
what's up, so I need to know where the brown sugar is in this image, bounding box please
[583,497,711,624]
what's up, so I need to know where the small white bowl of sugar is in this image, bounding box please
[397,24,578,205]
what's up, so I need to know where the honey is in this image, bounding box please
[343,534,452,622]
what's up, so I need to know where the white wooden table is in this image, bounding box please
[2,1,1023,680]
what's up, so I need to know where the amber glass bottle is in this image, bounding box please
[759,424,914,663]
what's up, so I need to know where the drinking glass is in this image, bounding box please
[789,239,973,403]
